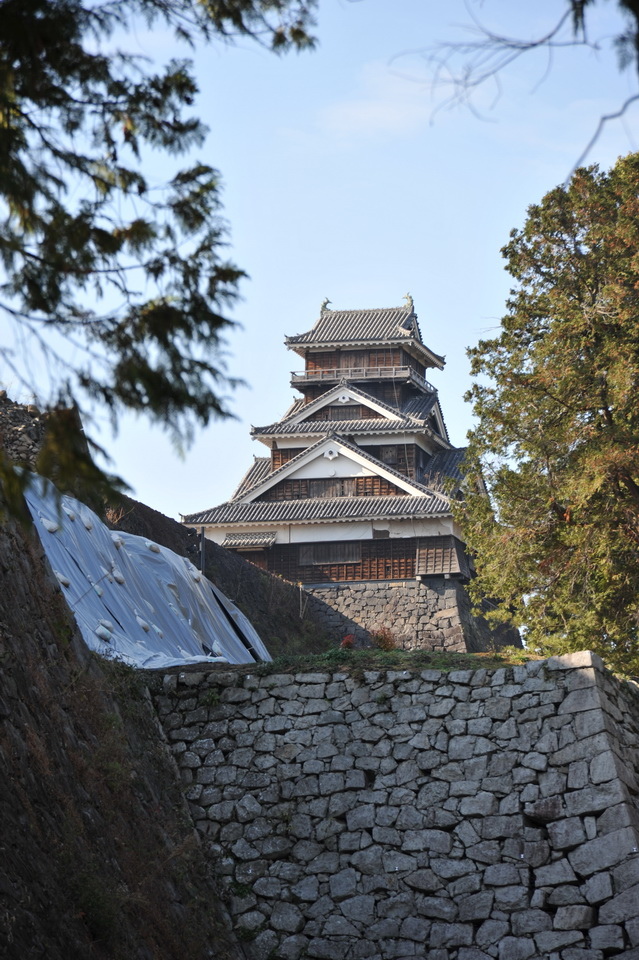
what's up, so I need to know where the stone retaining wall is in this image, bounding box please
[0,391,46,467]
[303,579,515,653]
[149,652,639,960]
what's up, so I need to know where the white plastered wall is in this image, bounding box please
[291,453,376,480]
[200,514,457,547]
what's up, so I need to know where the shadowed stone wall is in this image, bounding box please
[0,390,47,467]
[303,579,519,653]
[149,652,639,960]
[0,519,247,960]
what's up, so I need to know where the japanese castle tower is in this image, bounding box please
[184,298,513,652]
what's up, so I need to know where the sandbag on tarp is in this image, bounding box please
[24,477,271,669]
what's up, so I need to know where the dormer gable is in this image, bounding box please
[235,434,449,506]
[287,382,404,426]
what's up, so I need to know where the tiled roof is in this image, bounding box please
[254,383,443,438]
[221,532,277,548]
[252,418,434,438]
[183,494,451,526]
[230,458,271,500]
[423,448,467,487]
[402,393,449,442]
[186,433,455,526]
[278,398,305,420]
[286,305,420,346]
[356,384,427,420]
[401,393,439,420]
[285,305,445,369]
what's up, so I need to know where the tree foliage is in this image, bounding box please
[461,153,639,674]
[0,0,316,508]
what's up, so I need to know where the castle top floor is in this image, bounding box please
[285,297,445,372]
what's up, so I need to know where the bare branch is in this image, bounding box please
[393,2,639,167]
[571,92,639,173]
[395,6,584,116]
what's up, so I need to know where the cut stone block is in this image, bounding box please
[568,827,638,877]
[598,883,639,924]
[552,904,595,929]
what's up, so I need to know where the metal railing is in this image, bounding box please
[290,366,435,392]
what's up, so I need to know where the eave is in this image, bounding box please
[251,382,451,447]
[183,494,452,527]
[285,336,445,370]
[251,422,440,443]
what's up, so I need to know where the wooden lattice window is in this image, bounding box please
[308,478,356,499]
[328,405,361,420]
[308,405,361,421]
[380,445,398,465]
[299,542,362,565]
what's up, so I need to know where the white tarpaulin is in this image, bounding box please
[24,478,271,669]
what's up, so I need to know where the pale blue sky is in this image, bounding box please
[10,1,639,518]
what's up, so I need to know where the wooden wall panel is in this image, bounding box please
[268,539,418,583]
[258,475,406,502]
[355,476,406,497]
[306,352,339,371]
[271,448,304,471]
[259,478,309,501]
[358,443,418,480]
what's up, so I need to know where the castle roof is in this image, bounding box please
[422,448,467,487]
[251,418,436,439]
[183,494,451,527]
[221,531,277,549]
[231,458,271,500]
[182,299,465,539]
[285,303,445,369]
[251,383,449,443]
[186,429,465,526]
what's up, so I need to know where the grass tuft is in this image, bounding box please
[255,645,539,676]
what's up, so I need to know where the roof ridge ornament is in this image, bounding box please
[403,292,414,312]
[321,297,332,312]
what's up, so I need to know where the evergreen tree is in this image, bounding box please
[0,0,316,507]
[462,153,639,673]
